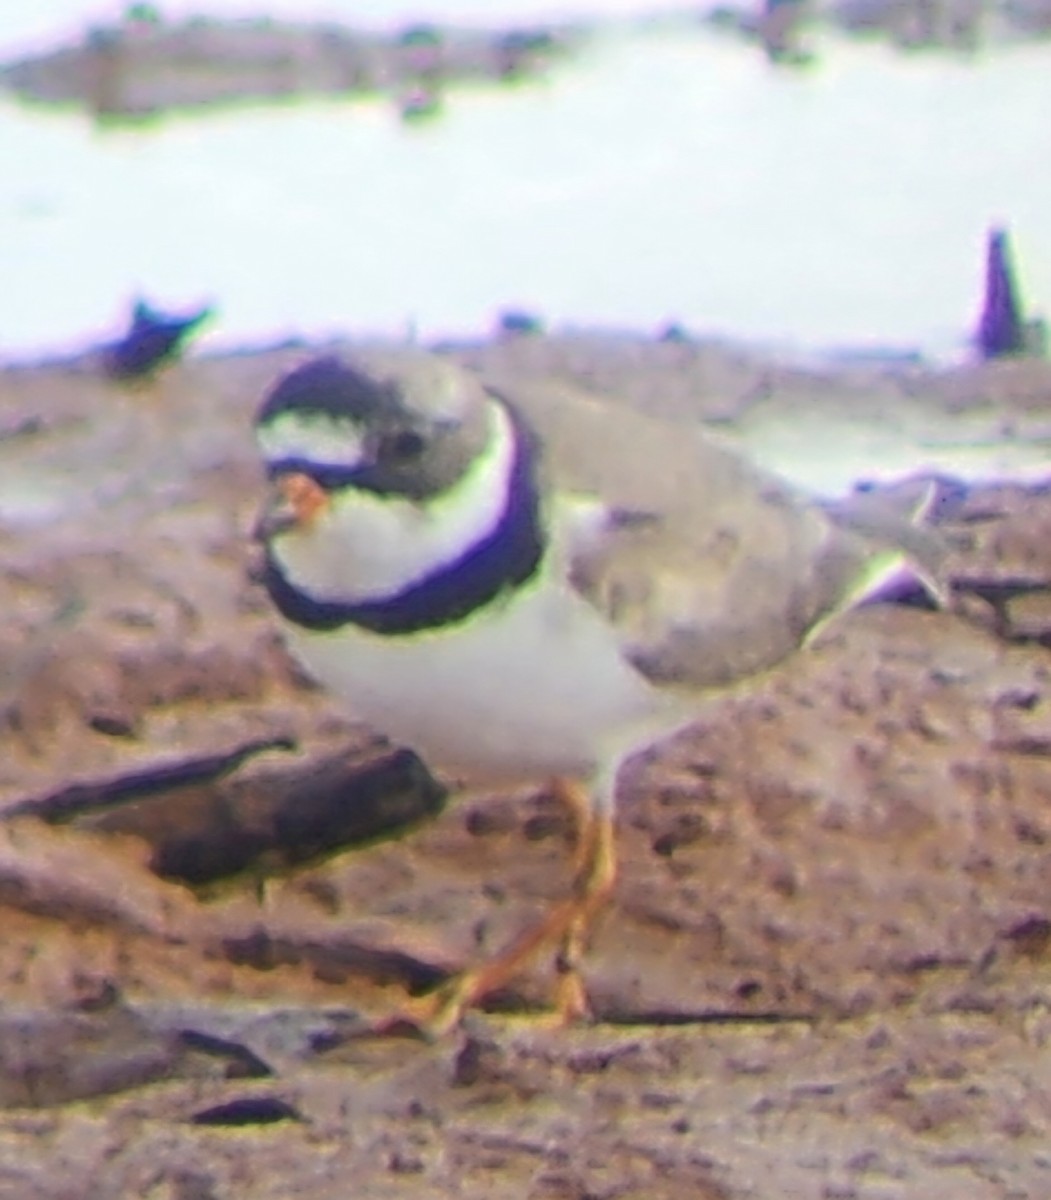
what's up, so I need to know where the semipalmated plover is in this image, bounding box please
[253,350,946,1035]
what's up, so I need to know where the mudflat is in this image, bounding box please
[2,337,1051,1198]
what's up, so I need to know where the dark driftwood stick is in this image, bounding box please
[6,734,448,890]
[143,746,447,887]
[3,737,297,824]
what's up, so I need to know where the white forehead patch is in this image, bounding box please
[257,410,363,470]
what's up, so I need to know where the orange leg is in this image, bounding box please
[552,795,617,1024]
[369,778,618,1039]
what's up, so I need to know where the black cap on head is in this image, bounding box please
[256,357,395,428]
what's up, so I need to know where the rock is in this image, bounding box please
[190,1096,301,1126]
[975,227,1029,361]
[102,297,214,381]
[0,992,280,1108]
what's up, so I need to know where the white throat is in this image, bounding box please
[272,399,519,604]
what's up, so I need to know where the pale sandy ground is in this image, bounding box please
[3,336,1051,1198]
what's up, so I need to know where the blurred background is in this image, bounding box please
[0,0,1047,361]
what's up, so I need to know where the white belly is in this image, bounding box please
[285,577,681,783]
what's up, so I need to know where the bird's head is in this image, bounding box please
[254,353,492,541]
[252,353,527,614]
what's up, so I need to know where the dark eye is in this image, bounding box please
[380,430,426,462]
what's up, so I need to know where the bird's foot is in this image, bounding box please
[361,975,484,1042]
[353,785,615,1042]
[357,949,595,1041]
[551,966,594,1026]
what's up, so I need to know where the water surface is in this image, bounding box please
[0,22,1048,360]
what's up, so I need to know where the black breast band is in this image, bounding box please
[261,410,544,636]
